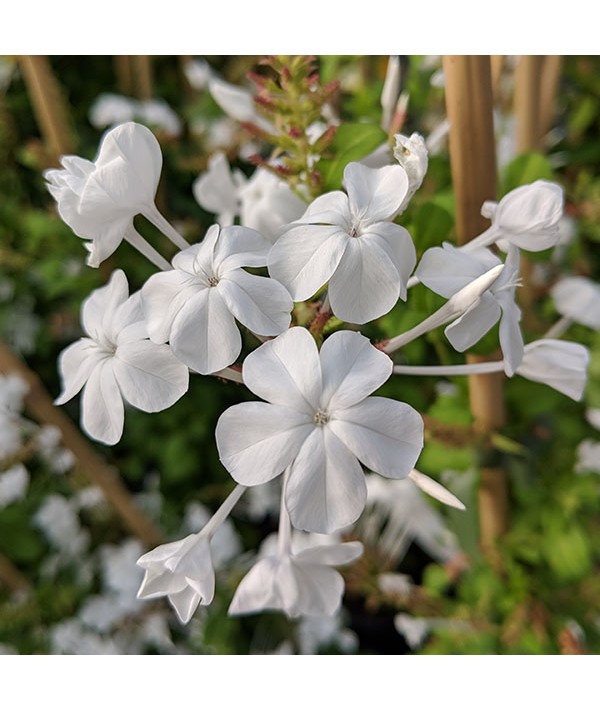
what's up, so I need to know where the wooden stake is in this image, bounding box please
[19,55,76,164]
[114,55,134,95]
[539,55,563,139]
[515,55,545,152]
[0,551,30,593]
[443,56,509,555]
[0,341,164,548]
[131,56,153,100]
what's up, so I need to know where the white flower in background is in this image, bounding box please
[137,532,216,624]
[55,270,189,445]
[142,225,292,374]
[0,464,29,508]
[228,531,363,618]
[394,613,430,650]
[136,99,182,137]
[575,440,600,474]
[0,372,28,415]
[193,153,306,242]
[296,613,359,655]
[0,417,21,459]
[216,327,424,533]
[192,152,246,226]
[393,132,429,211]
[586,409,600,431]
[89,93,137,129]
[380,55,401,131]
[34,494,89,559]
[51,619,122,655]
[268,161,416,324]
[416,243,524,376]
[182,501,241,567]
[35,425,75,475]
[239,168,306,243]
[208,76,273,133]
[357,474,462,566]
[183,58,214,90]
[551,276,600,330]
[466,180,564,253]
[44,122,176,267]
[516,339,589,401]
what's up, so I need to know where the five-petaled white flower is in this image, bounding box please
[141,224,293,375]
[215,327,424,534]
[416,242,524,376]
[55,270,189,445]
[137,533,215,624]
[44,122,169,267]
[228,532,363,618]
[268,161,416,324]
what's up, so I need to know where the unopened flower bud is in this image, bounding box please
[393,132,428,211]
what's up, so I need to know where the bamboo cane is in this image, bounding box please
[114,55,134,95]
[539,56,563,138]
[19,56,76,164]
[131,56,153,100]
[0,341,164,548]
[443,55,509,556]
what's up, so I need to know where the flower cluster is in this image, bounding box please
[45,69,589,635]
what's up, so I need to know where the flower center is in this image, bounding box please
[313,409,330,426]
[208,276,219,287]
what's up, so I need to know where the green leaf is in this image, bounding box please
[541,524,592,582]
[317,123,388,192]
[501,152,554,194]
[412,201,454,251]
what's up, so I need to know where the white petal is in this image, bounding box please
[444,293,502,352]
[81,360,124,445]
[295,541,364,566]
[217,269,292,336]
[213,225,271,272]
[228,557,280,615]
[328,233,401,323]
[209,77,272,132]
[361,222,416,300]
[192,152,241,223]
[94,121,163,207]
[551,276,600,330]
[320,330,392,410]
[55,338,105,405]
[168,587,202,624]
[330,396,423,479]
[408,470,465,510]
[416,244,501,299]
[499,300,524,376]
[170,289,241,374]
[137,569,188,598]
[268,224,349,301]
[343,162,409,223]
[141,270,202,344]
[292,191,352,229]
[82,269,128,341]
[216,402,313,486]
[285,427,367,534]
[517,339,589,401]
[287,561,345,617]
[241,326,322,414]
[112,291,147,344]
[113,340,189,412]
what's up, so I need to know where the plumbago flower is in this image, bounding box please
[229,530,363,618]
[192,151,305,241]
[55,270,189,445]
[268,161,416,324]
[141,224,293,374]
[44,122,187,268]
[463,180,564,253]
[416,242,524,375]
[551,276,600,330]
[216,327,424,533]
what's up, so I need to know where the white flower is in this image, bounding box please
[416,243,524,376]
[208,76,273,133]
[268,161,416,324]
[183,58,213,90]
[89,93,137,129]
[141,224,293,375]
[586,409,600,431]
[44,122,165,267]
[393,132,428,211]
[137,99,182,137]
[239,168,306,243]
[216,327,424,533]
[476,180,564,253]
[192,154,305,242]
[228,532,363,618]
[192,152,246,226]
[551,276,600,330]
[575,440,600,474]
[516,339,589,401]
[55,270,189,445]
[394,613,430,650]
[0,373,28,415]
[34,494,89,558]
[0,464,29,508]
[137,533,215,624]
